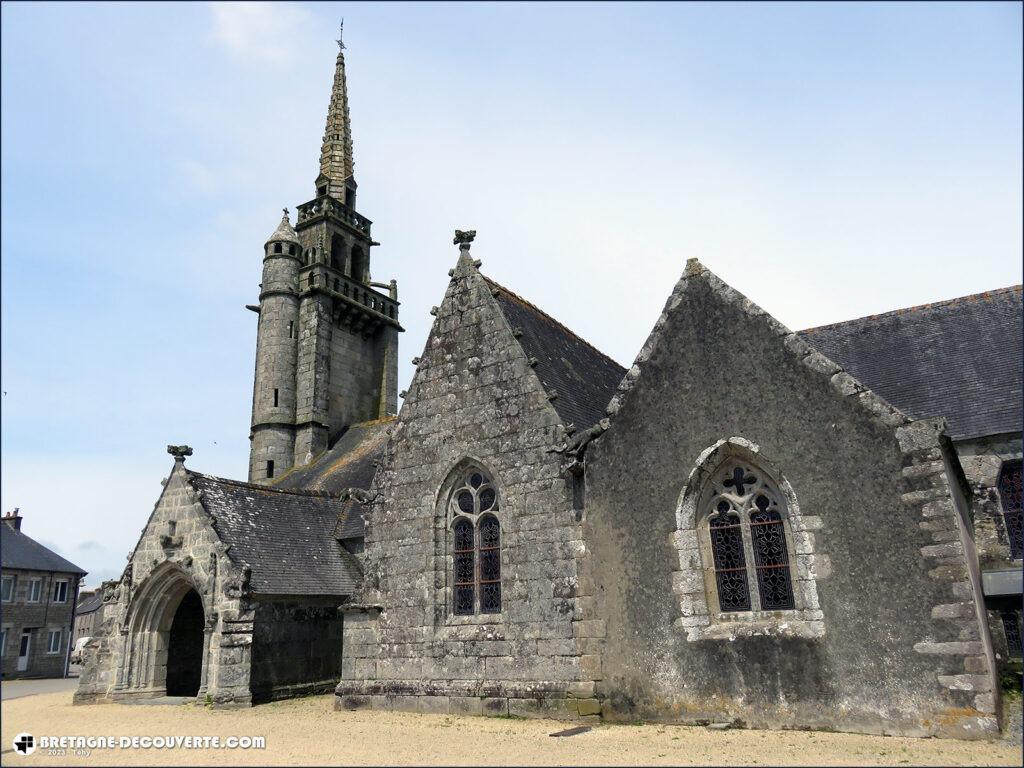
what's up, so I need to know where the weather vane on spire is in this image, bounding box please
[336,18,345,51]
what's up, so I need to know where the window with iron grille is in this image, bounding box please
[997,460,1023,560]
[1000,609,1022,659]
[706,462,795,613]
[449,467,501,616]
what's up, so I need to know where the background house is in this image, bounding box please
[1,509,86,679]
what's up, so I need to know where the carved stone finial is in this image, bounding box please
[453,229,476,249]
[167,445,193,462]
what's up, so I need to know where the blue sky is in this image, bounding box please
[2,1,1021,586]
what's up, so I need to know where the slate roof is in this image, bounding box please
[265,211,299,244]
[276,419,392,494]
[1,524,86,576]
[187,472,361,596]
[274,418,394,541]
[485,277,627,431]
[76,590,104,615]
[800,285,1022,441]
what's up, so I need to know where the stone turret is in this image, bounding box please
[247,31,401,481]
[249,211,301,483]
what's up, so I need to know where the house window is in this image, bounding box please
[52,579,68,604]
[266,460,275,479]
[27,578,41,603]
[273,242,282,254]
[997,460,1022,560]
[705,461,795,613]
[449,467,501,616]
[0,628,6,656]
[1,575,13,603]
[47,629,61,654]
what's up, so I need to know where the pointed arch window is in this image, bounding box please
[705,461,795,613]
[997,460,1023,560]
[449,468,501,615]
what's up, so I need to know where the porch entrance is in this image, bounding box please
[166,589,203,696]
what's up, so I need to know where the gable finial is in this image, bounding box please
[282,207,289,219]
[167,445,193,463]
[336,18,345,51]
[454,230,476,250]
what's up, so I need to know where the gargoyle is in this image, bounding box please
[225,565,252,599]
[340,488,377,504]
[548,419,610,475]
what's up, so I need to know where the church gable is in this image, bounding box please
[582,259,998,736]
[339,243,601,711]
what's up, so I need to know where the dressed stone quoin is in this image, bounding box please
[74,32,1023,739]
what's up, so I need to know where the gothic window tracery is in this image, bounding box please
[997,460,1023,560]
[705,460,796,613]
[449,468,501,616]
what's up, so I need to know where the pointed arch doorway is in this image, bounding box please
[120,564,210,699]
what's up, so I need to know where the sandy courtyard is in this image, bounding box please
[1,691,1021,766]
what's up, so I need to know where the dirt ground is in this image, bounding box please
[1,691,1021,767]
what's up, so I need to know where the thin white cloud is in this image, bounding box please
[208,2,312,64]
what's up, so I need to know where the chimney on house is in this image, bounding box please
[3,507,23,531]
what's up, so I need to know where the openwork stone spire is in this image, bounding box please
[317,23,355,201]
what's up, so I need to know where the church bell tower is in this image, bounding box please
[248,27,401,484]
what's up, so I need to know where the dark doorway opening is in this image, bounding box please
[166,589,204,696]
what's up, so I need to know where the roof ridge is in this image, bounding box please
[481,275,626,373]
[801,285,1022,335]
[186,470,342,499]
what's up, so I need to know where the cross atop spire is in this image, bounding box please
[336,18,345,51]
[317,26,355,201]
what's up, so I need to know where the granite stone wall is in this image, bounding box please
[582,260,998,738]
[249,597,344,703]
[74,461,256,708]
[955,434,1023,570]
[336,250,601,719]
[1,570,79,679]
[328,323,385,431]
[249,238,301,483]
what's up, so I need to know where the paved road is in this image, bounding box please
[1,677,79,701]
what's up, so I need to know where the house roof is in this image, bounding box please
[76,590,104,615]
[485,277,626,431]
[186,471,362,596]
[800,285,1023,441]
[1,524,86,576]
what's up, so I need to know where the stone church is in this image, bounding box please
[75,34,1022,739]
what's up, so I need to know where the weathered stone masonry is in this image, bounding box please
[75,457,255,707]
[336,248,603,718]
[582,260,999,738]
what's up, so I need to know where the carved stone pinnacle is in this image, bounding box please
[453,230,476,249]
[167,445,193,462]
